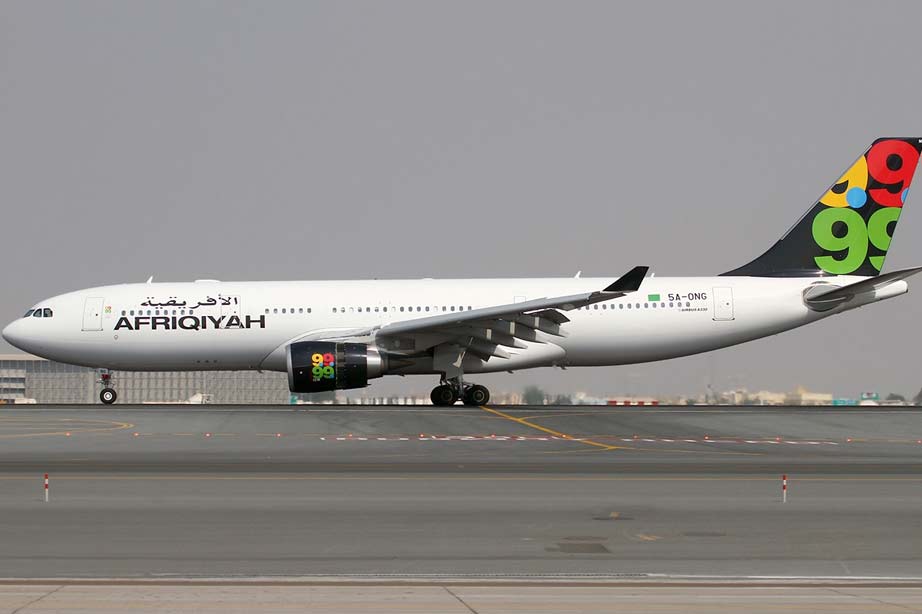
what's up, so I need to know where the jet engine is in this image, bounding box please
[287,341,387,393]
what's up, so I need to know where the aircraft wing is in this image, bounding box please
[372,266,648,360]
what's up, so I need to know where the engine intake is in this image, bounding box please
[287,341,386,393]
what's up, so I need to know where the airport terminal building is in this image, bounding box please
[0,354,291,404]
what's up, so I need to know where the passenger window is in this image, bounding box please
[400,307,405,312]
[298,308,303,314]
[33,309,43,318]
[307,308,312,313]
[375,307,379,312]
[332,308,337,313]
[652,303,657,308]
[265,309,270,314]
[442,306,446,312]
[416,307,421,312]
[450,306,455,312]
[619,304,624,309]
[627,303,632,309]
[425,306,430,312]
[130,310,135,316]
[282,308,287,314]
[274,308,279,314]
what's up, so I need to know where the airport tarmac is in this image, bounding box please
[0,405,919,597]
[2,581,922,613]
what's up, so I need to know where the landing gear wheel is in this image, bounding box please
[463,384,490,406]
[430,384,458,406]
[100,388,117,405]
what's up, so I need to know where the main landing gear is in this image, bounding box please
[97,370,118,405]
[430,379,490,406]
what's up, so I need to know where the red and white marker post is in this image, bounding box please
[782,474,787,504]
[44,473,49,503]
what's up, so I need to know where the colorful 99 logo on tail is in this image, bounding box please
[812,138,921,275]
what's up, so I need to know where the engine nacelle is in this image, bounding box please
[287,341,387,393]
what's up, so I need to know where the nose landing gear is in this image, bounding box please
[97,370,118,405]
[429,379,491,406]
[100,388,117,404]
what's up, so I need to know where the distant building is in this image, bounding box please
[712,387,832,406]
[0,353,290,404]
[748,390,788,405]
[785,386,834,406]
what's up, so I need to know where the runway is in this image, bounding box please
[0,405,920,595]
[1,404,920,473]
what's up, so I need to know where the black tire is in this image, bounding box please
[430,384,458,406]
[463,384,490,406]
[100,388,117,404]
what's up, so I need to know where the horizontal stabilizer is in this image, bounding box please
[804,266,922,310]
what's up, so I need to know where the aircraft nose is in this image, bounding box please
[2,320,26,350]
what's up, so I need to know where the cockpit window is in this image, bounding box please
[32,309,43,318]
[23,309,34,318]
[43,308,53,318]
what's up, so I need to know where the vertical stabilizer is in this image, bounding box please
[723,138,922,277]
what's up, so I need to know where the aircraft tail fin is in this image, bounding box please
[722,138,922,277]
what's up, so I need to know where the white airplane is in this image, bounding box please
[5,138,922,405]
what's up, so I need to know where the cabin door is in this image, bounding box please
[82,297,105,331]
[712,287,734,321]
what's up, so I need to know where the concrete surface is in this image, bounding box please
[0,405,919,588]
[2,582,922,613]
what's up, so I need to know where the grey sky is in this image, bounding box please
[2,1,921,399]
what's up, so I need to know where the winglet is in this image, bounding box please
[603,266,649,293]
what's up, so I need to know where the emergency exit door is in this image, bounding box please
[82,297,105,331]
[712,287,734,321]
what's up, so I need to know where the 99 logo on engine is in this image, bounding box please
[311,352,336,383]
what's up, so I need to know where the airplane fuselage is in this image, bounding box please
[2,275,905,375]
